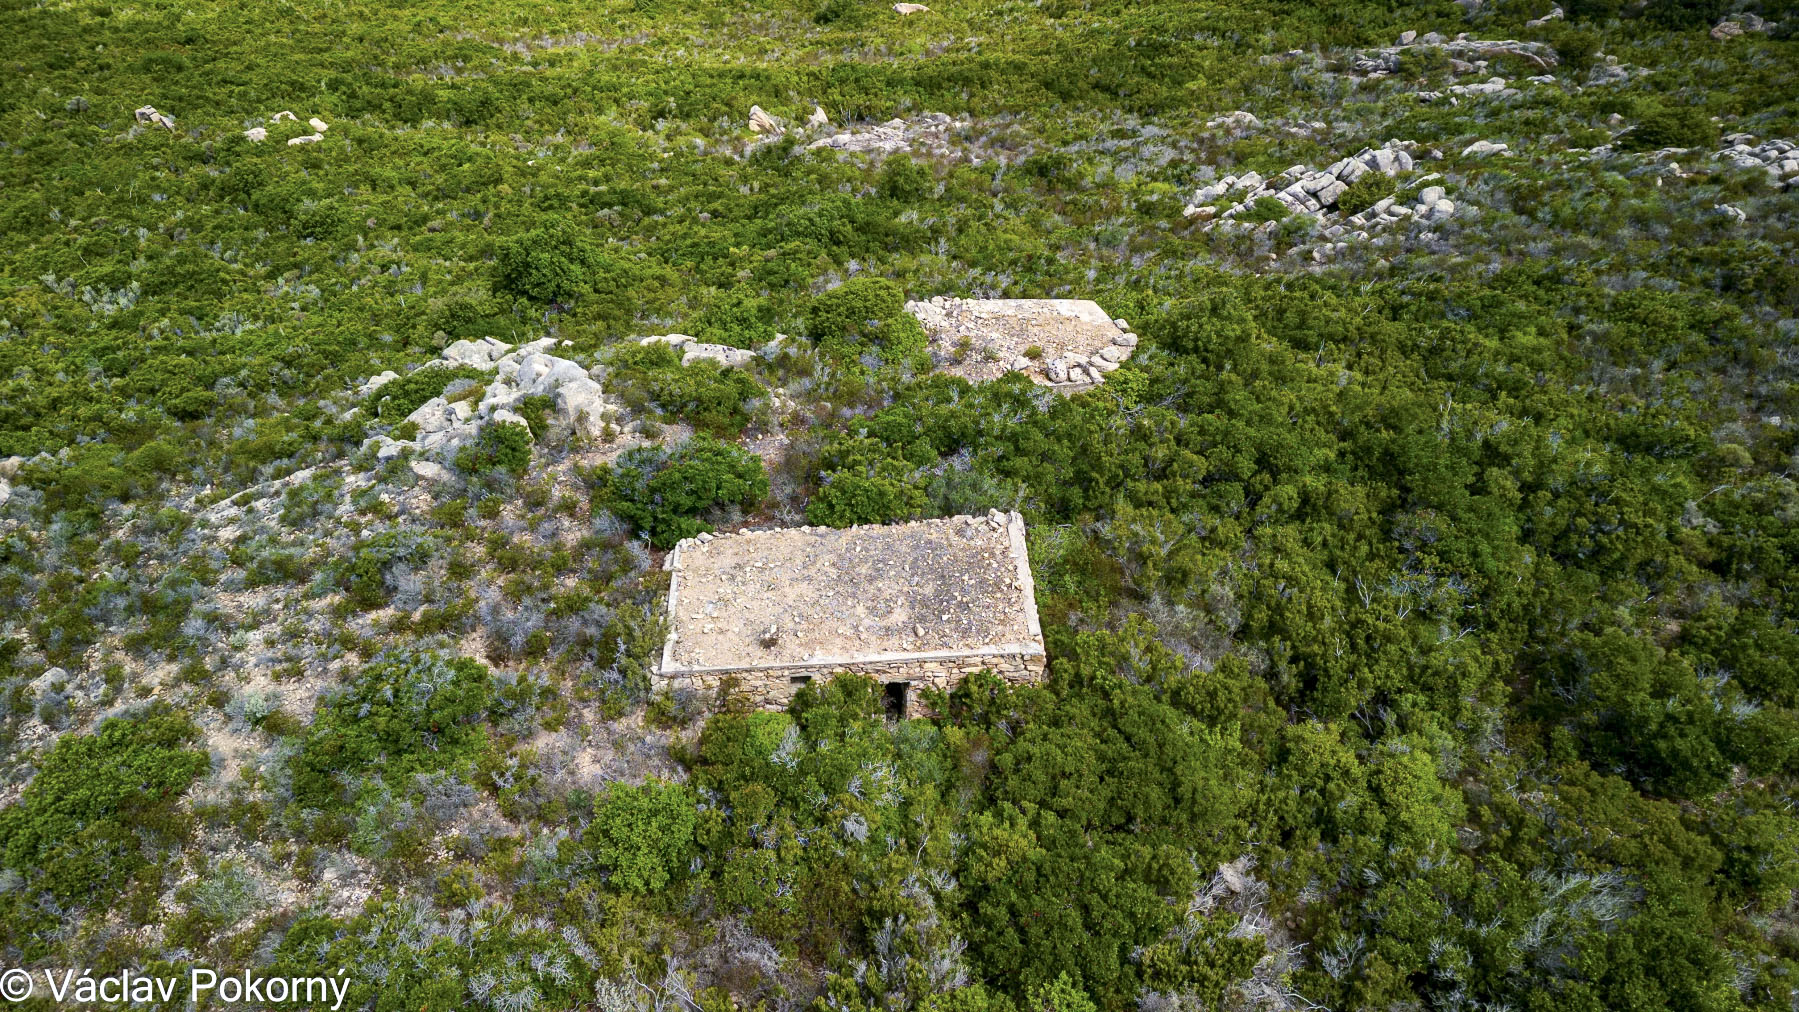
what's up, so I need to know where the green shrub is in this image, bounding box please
[607,343,767,436]
[365,364,488,421]
[578,780,697,893]
[594,434,769,548]
[493,218,599,304]
[337,530,436,609]
[1620,106,1720,151]
[0,704,207,943]
[878,154,935,202]
[805,278,928,364]
[692,287,777,349]
[806,471,927,527]
[453,421,533,477]
[289,651,495,811]
[1335,173,1393,216]
[1238,196,1291,223]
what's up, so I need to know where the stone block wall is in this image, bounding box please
[654,650,1046,716]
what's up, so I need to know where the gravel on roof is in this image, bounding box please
[662,512,1039,670]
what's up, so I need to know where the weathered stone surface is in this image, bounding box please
[908,297,1125,388]
[681,343,757,368]
[655,512,1045,714]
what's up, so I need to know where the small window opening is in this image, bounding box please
[789,675,812,688]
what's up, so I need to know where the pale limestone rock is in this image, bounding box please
[749,105,781,134]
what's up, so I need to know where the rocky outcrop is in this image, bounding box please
[638,334,759,368]
[807,112,968,158]
[1713,134,1799,188]
[1184,141,1417,225]
[1352,33,1557,77]
[360,338,620,464]
[135,105,176,132]
[748,105,781,135]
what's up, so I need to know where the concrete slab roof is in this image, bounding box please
[658,510,1044,675]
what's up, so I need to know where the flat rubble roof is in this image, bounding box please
[660,511,1042,673]
[906,297,1137,387]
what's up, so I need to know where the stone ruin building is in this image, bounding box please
[654,510,1046,716]
[906,297,1138,390]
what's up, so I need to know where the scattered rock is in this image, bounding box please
[287,133,324,146]
[245,127,267,142]
[1708,135,1799,188]
[1710,20,1745,40]
[357,338,622,464]
[1206,110,1262,131]
[807,111,968,158]
[807,106,829,129]
[909,298,1129,388]
[410,460,452,482]
[308,116,330,132]
[1461,139,1509,157]
[1353,35,1556,76]
[893,2,930,12]
[749,105,782,134]
[681,343,758,368]
[1524,6,1563,27]
[135,105,175,132]
[271,110,298,122]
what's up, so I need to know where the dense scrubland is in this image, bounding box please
[1,0,1797,1008]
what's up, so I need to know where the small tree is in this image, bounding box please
[454,421,533,477]
[806,277,928,364]
[596,434,769,547]
[581,780,697,893]
[493,218,599,304]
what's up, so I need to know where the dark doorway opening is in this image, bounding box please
[883,681,908,719]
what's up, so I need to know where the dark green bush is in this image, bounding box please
[576,780,697,893]
[289,651,496,810]
[1335,173,1393,216]
[453,420,533,476]
[365,364,488,421]
[805,278,928,364]
[594,434,769,547]
[878,154,935,202]
[693,288,778,349]
[0,704,207,948]
[493,218,600,304]
[806,471,927,527]
[336,530,436,609]
[1620,105,1720,151]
